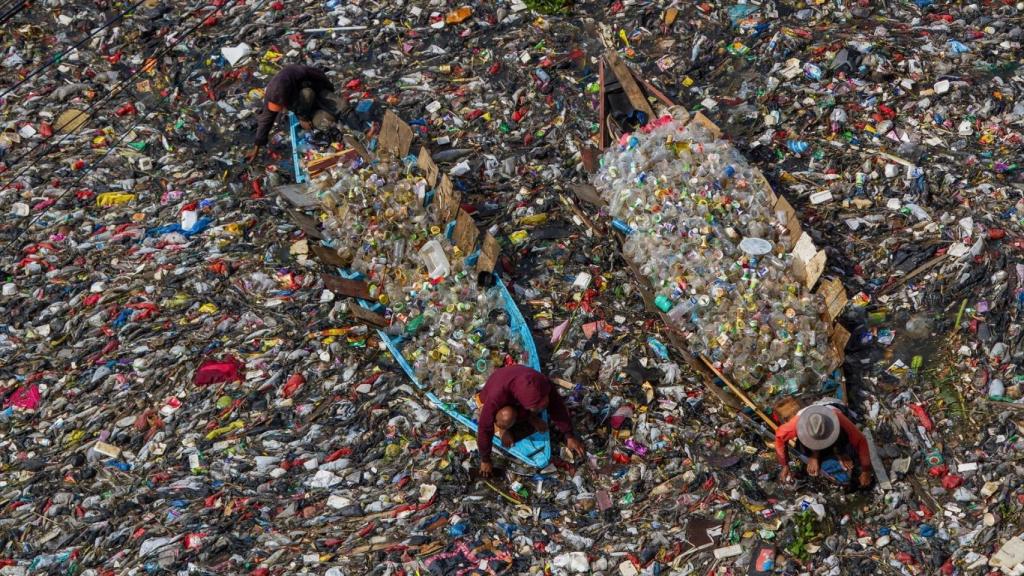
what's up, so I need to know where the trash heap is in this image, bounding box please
[2,0,1024,574]
[594,112,838,400]
[312,152,531,405]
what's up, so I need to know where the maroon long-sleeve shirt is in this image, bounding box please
[476,365,574,464]
[254,64,334,146]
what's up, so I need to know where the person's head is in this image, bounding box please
[797,405,840,452]
[512,368,553,413]
[295,87,317,124]
[496,406,517,429]
[529,395,549,413]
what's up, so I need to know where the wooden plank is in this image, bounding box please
[700,354,777,430]
[343,134,371,162]
[310,244,349,268]
[568,182,606,207]
[604,51,655,122]
[864,430,893,490]
[689,111,722,139]
[350,303,386,327]
[322,274,372,300]
[597,59,608,149]
[285,209,324,240]
[639,78,677,109]
[877,253,948,296]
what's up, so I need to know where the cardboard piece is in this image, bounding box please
[476,233,500,273]
[350,304,386,327]
[801,249,827,289]
[791,232,817,266]
[816,278,849,323]
[773,196,803,250]
[55,109,89,134]
[452,209,479,256]
[418,146,439,188]
[829,324,851,369]
[436,174,460,223]
[379,110,414,158]
[322,274,372,300]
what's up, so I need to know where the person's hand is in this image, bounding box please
[479,461,493,478]
[299,118,312,130]
[565,436,585,458]
[528,414,548,432]
[779,466,792,484]
[245,145,261,163]
[859,470,873,488]
[806,457,820,477]
[839,455,855,471]
[499,431,515,448]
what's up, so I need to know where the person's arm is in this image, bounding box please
[547,386,574,437]
[254,103,281,147]
[476,400,498,464]
[775,418,798,466]
[837,412,871,470]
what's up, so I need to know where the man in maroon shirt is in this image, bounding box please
[476,365,584,477]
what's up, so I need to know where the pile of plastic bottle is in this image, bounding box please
[593,113,838,400]
[315,157,529,404]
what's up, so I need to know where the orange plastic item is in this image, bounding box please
[445,6,472,24]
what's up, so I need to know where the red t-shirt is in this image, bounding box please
[476,365,573,463]
[775,407,871,469]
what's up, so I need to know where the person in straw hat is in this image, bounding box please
[775,403,873,488]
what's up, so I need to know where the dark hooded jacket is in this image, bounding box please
[476,365,573,463]
[254,64,333,146]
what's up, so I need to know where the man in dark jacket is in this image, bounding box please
[245,64,341,162]
[475,365,584,477]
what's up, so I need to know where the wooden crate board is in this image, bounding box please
[322,274,373,300]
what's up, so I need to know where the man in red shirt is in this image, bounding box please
[476,365,584,477]
[776,404,873,488]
